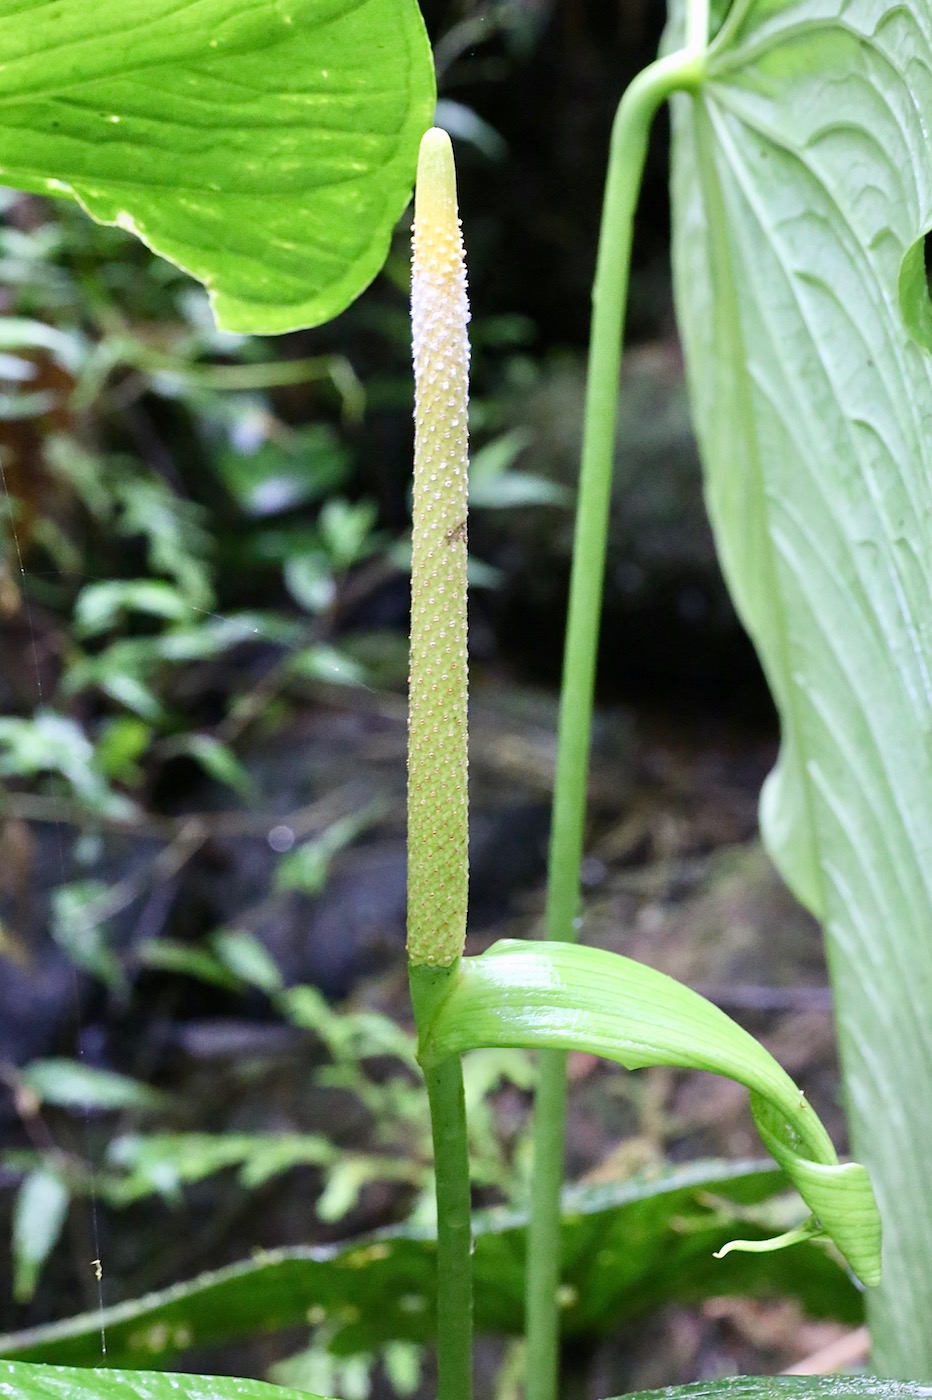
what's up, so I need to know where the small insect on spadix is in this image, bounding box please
[406,129,471,971]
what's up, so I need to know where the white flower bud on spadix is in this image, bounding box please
[407,127,470,968]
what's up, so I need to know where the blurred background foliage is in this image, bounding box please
[0,0,847,1393]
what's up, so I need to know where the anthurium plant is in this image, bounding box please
[0,0,930,1398]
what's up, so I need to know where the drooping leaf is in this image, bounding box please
[0,1360,327,1400]
[667,0,932,1373]
[419,941,881,1287]
[0,0,436,333]
[0,1161,862,1368]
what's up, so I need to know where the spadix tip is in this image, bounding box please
[415,127,458,231]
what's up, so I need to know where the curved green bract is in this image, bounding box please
[0,0,435,333]
[419,940,882,1287]
[0,1360,325,1400]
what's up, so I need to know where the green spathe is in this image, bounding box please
[419,940,882,1288]
[0,0,435,333]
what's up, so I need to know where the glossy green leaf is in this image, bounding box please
[74,582,191,638]
[0,0,435,333]
[211,929,284,995]
[12,1171,70,1304]
[614,1381,932,1400]
[170,736,256,801]
[420,941,881,1287]
[0,1360,327,1400]
[286,642,368,685]
[668,0,932,1373]
[135,940,241,991]
[467,429,571,509]
[274,803,386,896]
[0,1161,862,1368]
[104,1130,335,1202]
[20,1061,167,1114]
[214,425,351,518]
[49,884,126,992]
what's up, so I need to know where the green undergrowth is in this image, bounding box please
[0,1161,861,1368]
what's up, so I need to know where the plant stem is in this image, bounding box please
[686,0,711,54]
[524,43,706,1400]
[410,964,473,1400]
[424,1057,473,1400]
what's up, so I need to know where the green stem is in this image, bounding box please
[686,0,711,54]
[524,43,706,1400]
[410,963,473,1400]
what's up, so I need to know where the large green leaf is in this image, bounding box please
[0,1360,326,1400]
[7,1365,931,1400]
[420,942,881,1287]
[616,1382,932,1400]
[0,1162,862,1368]
[0,0,435,333]
[667,0,932,1376]
[4,1363,930,1400]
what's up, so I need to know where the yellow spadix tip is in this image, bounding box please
[415,127,458,232]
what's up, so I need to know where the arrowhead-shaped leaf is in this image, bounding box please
[0,0,435,332]
[668,0,932,1373]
